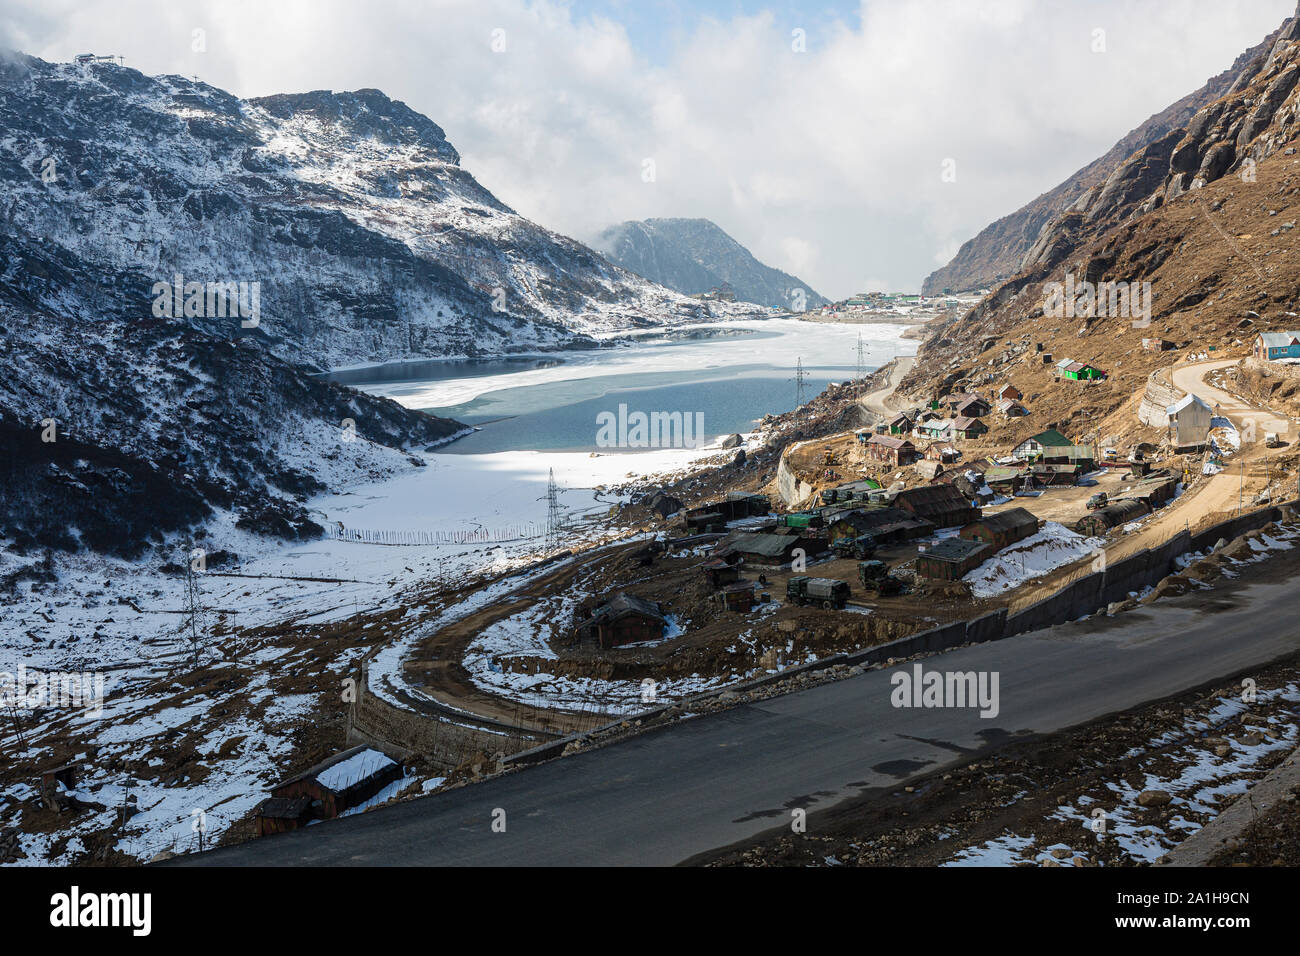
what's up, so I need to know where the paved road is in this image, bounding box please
[1169,357,1291,440]
[181,558,1300,866]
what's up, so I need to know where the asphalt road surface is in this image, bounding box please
[183,554,1300,866]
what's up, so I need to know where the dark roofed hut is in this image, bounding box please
[960,507,1039,551]
[836,507,935,545]
[258,746,403,835]
[893,484,981,529]
[574,593,669,649]
[915,539,991,581]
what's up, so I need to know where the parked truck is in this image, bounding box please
[858,560,903,596]
[785,576,850,609]
[831,533,877,560]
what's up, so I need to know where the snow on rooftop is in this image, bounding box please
[315,748,397,792]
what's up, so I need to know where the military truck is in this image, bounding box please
[831,533,877,560]
[858,560,903,596]
[781,512,824,530]
[785,576,851,609]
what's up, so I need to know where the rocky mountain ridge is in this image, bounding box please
[923,17,1291,295]
[595,217,828,310]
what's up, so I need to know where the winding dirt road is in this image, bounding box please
[1108,357,1294,561]
[859,355,916,420]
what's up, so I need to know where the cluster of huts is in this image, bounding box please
[702,481,1002,582]
[856,384,1031,468]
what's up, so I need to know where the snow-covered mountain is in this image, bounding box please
[0,54,701,370]
[595,217,829,311]
[0,52,725,562]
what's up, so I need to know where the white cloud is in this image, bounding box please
[3,0,1295,298]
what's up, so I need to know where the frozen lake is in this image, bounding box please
[330,318,915,454]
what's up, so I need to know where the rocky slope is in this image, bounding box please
[922,21,1289,295]
[595,217,828,310]
[904,3,1300,446]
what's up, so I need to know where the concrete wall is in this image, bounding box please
[346,663,547,771]
[776,452,813,507]
[1189,506,1285,553]
[1137,370,1181,428]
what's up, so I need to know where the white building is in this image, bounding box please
[1166,393,1214,449]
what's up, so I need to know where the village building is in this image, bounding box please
[837,507,935,545]
[683,493,769,532]
[1254,331,1300,362]
[865,434,919,466]
[950,469,995,505]
[720,532,821,567]
[574,592,669,648]
[893,484,981,529]
[887,413,914,435]
[915,538,991,581]
[718,583,757,612]
[996,398,1029,418]
[939,391,983,413]
[1143,337,1176,352]
[995,384,1023,402]
[1029,462,1083,486]
[1011,428,1073,460]
[955,396,991,419]
[950,416,988,439]
[702,559,740,588]
[257,746,403,836]
[960,507,1038,551]
[924,441,961,463]
[915,419,953,441]
[915,459,943,481]
[1054,358,1107,381]
[1166,393,1214,449]
[982,465,1026,490]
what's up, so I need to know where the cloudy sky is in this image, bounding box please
[3,0,1295,298]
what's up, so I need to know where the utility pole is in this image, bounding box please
[5,704,24,750]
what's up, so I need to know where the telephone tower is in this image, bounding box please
[855,333,867,392]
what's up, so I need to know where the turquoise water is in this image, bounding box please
[327,321,905,454]
[427,364,853,454]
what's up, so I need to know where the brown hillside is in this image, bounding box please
[904,5,1300,444]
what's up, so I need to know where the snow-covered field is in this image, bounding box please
[3,317,914,864]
